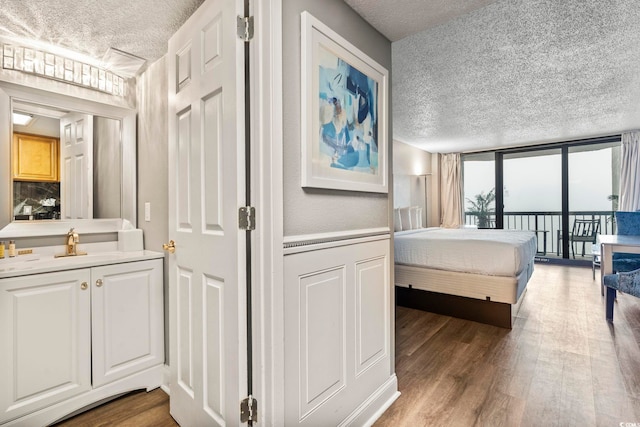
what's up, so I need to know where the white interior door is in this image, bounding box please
[59,112,93,219]
[168,0,245,425]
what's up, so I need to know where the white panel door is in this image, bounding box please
[168,0,245,425]
[91,260,164,388]
[0,270,91,423]
[60,112,93,219]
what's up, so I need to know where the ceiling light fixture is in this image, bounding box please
[2,44,127,96]
[102,47,146,78]
[12,112,33,126]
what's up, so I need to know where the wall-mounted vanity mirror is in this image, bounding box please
[0,82,136,237]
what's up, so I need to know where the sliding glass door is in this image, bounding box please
[503,149,562,256]
[566,142,620,259]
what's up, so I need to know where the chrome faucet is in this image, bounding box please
[66,228,79,256]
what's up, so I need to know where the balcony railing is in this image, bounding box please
[464,210,616,258]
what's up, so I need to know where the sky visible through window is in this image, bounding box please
[464,147,616,212]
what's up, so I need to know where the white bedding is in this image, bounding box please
[394,227,537,277]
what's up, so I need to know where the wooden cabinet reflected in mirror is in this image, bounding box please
[12,132,61,221]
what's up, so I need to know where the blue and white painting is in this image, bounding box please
[317,45,378,176]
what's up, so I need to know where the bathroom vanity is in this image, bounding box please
[0,249,164,426]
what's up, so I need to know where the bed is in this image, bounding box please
[394,227,537,328]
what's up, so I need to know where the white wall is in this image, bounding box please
[392,140,440,226]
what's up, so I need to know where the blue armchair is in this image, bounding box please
[603,268,640,321]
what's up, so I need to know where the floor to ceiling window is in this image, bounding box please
[462,136,620,263]
[566,142,620,259]
[502,148,562,256]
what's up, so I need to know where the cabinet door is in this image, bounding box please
[0,269,91,423]
[12,132,60,182]
[91,259,164,387]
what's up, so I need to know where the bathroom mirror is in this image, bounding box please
[0,82,136,236]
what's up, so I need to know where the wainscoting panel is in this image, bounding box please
[355,256,388,377]
[284,235,395,426]
[299,267,346,418]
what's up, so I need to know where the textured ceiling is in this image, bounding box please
[344,0,500,42]
[2,1,639,153]
[356,0,640,153]
[0,0,205,71]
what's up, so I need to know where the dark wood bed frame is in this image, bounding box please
[395,285,526,328]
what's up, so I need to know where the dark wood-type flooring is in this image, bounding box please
[375,264,640,426]
[53,264,640,426]
[53,388,177,427]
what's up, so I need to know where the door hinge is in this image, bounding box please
[239,206,256,230]
[240,395,258,423]
[237,15,254,42]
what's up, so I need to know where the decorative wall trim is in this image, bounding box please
[283,227,390,254]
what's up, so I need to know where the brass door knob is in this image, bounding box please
[96,279,103,287]
[163,240,176,253]
[80,282,88,290]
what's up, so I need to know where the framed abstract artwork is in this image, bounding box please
[301,11,388,193]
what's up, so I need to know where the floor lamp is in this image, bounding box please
[419,173,431,227]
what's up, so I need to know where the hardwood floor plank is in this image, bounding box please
[53,389,177,427]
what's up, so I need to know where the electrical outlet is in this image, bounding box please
[145,202,151,222]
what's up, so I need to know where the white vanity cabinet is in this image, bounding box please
[91,260,164,387]
[0,256,164,426]
[0,269,92,423]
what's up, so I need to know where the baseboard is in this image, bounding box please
[338,375,400,427]
[160,364,171,395]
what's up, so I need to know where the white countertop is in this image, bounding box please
[0,245,163,279]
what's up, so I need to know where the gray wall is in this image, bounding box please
[136,55,169,362]
[282,0,392,237]
[93,116,122,219]
[136,56,168,254]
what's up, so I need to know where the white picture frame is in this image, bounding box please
[301,11,389,193]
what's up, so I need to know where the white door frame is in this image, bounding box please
[250,0,285,424]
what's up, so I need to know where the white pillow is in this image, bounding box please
[398,207,412,231]
[393,208,403,232]
[411,207,423,229]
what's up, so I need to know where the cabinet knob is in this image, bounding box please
[80,282,88,290]
[163,240,176,253]
[96,279,103,287]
